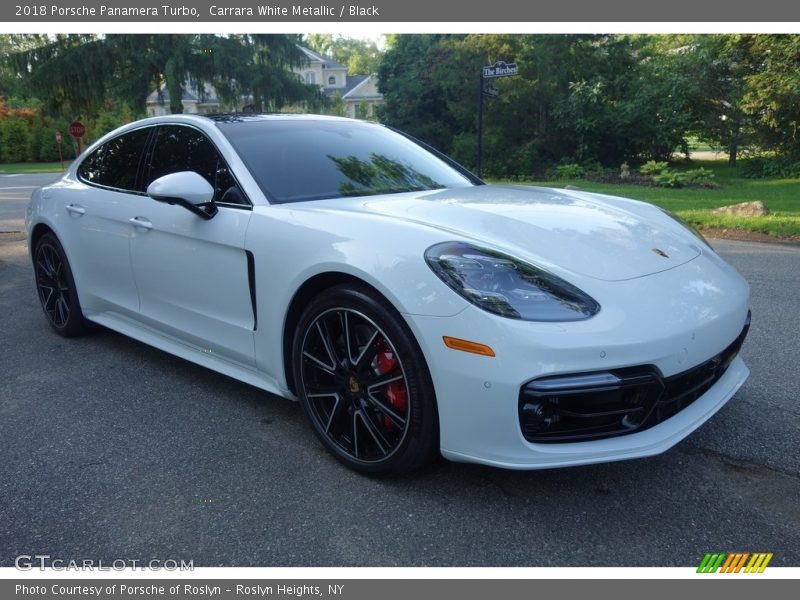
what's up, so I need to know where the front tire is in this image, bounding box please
[33,232,87,337]
[292,285,439,475]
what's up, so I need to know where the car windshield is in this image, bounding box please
[216,118,476,203]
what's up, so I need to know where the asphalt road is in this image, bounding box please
[0,174,798,567]
[0,173,58,233]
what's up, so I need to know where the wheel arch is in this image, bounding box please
[29,222,57,258]
[29,222,89,336]
[282,271,395,396]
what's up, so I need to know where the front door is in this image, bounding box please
[128,124,256,367]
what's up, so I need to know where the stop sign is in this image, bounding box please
[68,121,86,138]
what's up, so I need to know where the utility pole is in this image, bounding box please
[476,61,519,180]
[476,69,484,178]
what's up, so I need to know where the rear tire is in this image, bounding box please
[33,233,88,337]
[292,284,439,475]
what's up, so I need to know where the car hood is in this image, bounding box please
[358,185,701,282]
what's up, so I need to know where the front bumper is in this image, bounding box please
[519,312,749,443]
[444,356,748,469]
[403,255,751,469]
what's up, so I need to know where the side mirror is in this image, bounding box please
[147,171,218,220]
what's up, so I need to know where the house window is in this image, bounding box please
[328,76,336,85]
[305,71,316,84]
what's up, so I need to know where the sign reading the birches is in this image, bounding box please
[482,61,519,79]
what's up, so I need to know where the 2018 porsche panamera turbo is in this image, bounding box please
[26,114,751,474]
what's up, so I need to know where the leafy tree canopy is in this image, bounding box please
[5,34,319,117]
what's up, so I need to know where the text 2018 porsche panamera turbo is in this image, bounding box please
[26,114,750,474]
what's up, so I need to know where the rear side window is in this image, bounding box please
[78,127,152,192]
[146,125,246,205]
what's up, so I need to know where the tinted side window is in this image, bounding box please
[78,128,151,192]
[146,125,246,205]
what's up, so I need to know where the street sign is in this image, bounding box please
[54,131,64,170]
[483,84,500,98]
[68,121,86,139]
[482,61,518,79]
[68,121,86,156]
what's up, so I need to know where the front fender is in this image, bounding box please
[245,205,469,391]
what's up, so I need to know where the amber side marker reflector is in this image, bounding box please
[443,336,496,357]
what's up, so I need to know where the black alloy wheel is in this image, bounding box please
[33,233,87,337]
[293,285,438,475]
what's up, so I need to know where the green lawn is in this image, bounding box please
[682,136,718,154]
[0,161,68,174]
[500,160,800,238]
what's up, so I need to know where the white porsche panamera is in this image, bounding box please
[26,114,751,474]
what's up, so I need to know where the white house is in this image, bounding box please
[296,46,383,119]
[145,46,383,119]
[145,82,221,117]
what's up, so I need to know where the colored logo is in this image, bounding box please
[697,552,773,573]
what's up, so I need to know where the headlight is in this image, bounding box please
[425,242,600,322]
[659,208,711,248]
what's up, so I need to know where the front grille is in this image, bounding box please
[519,312,750,443]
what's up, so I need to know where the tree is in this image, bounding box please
[377,35,463,154]
[0,35,48,97]
[305,34,384,74]
[378,34,670,174]
[378,34,718,176]
[324,91,347,117]
[7,34,318,117]
[205,34,320,112]
[742,35,800,159]
[665,34,759,166]
[614,36,703,162]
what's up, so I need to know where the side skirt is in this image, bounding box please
[85,310,293,400]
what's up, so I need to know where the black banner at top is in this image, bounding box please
[3,0,800,22]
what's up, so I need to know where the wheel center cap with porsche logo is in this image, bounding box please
[652,248,670,258]
[348,375,362,394]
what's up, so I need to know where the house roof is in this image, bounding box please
[342,75,382,100]
[323,75,369,98]
[297,45,346,70]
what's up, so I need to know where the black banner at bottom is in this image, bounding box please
[2,579,794,600]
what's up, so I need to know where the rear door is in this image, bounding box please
[60,126,154,317]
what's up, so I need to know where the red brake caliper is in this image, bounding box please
[375,338,407,429]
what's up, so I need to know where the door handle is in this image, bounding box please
[129,217,153,230]
[65,204,86,216]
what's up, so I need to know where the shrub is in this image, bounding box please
[652,170,686,187]
[683,167,717,187]
[0,118,29,163]
[554,162,586,179]
[740,158,766,178]
[639,160,670,175]
[637,160,718,189]
[741,156,800,179]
